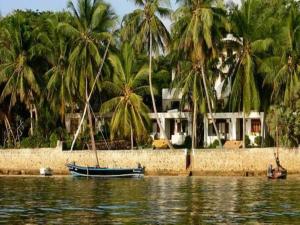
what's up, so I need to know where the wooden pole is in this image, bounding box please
[70,39,111,151]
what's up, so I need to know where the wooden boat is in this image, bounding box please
[66,162,144,178]
[267,165,287,179]
[65,42,145,179]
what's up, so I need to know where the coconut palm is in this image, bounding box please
[0,15,41,135]
[58,0,116,161]
[100,43,150,149]
[172,0,227,148]
[173,60,206,149]
[261,4,300,107]
[36,14,72,121]
[121,0,173,149]
[229,0,273,148]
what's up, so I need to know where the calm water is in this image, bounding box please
[0,176,300,225]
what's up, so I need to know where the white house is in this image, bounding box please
[149,88,192,145]
[203,112,265,147]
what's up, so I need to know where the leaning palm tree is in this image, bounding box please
[172,0,227,148]
[261,4,300,107]
[58,0,116,162]
[0,15,40,134]
[121,0,173,149]
[100,43,150,149]
[229,0,273,148]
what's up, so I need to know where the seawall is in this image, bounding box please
[192,148,300,176]
[0,144,300,176]
[0,143,187,175]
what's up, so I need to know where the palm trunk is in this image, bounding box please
[149,32,173,149]
[243,107,246,148]
[130,124,134,150]
[86,81,99,167]
[201,66,222,148]
[192,99,197,150]
[30,104,33,136]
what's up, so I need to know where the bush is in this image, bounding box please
[263,134,275,147]
[49,132,59,148]
[254,136,262,146]
[245,135,251,147]
[208,139,220,149]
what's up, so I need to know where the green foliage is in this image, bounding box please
[208,139,221,149]
[49,132,59,148]
[100,42,150,142]
[20,133,49,148]
[254,136,262,146]
[263,134,275,147]
[245,135,251,147]
[266,104,300,147]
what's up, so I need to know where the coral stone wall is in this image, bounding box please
[0,143,187,175]
[192,148,300,175]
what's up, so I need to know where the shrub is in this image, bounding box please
[263,134,275,147]
[245,135,251,147]
[208,139,220,149]
[254,136,262,146]
[49,132,59,148]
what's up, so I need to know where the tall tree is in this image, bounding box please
[172,0,227,148]
[37,13,73,121]
[100,43,150,149]
[121,0,173,149]
[229,0,272,148]
[59,0,116,162]
[261,3,300,107]
[0,14,41,135]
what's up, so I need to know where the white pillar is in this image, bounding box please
[188,116,192,136]
[160,117,166,139]
[174,119,178,134]
[204,116,208,146]
[261,113,264,138]
[231,117,237,140]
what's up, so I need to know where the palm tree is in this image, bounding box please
[37,13,72,121]
[173,60,205,149]
[172,0,227,148]
[0,15,40,135]
[229,0,272,148]
[59,0,116,163]
[261,4,300,107]
[100,43,150,149]
[121,0,173,149]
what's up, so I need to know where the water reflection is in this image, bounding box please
[0,176,300,224]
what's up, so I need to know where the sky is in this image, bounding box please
[0,0,240,19]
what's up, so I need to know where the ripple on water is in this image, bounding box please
[0,176,300,224]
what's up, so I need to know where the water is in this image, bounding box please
[0,176,300,225]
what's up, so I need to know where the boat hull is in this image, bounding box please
[267,169,287,179]
[66,163,144,178]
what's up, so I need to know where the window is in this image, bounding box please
[208,120,229,136]
[171,101,180,110]
[251,119,261,133]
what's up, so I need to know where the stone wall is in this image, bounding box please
[1,145,300,176]
[192,148,300,176]
[0,143,187,175]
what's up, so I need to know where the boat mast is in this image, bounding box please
[70,39,112,157]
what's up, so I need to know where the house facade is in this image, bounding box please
[204,112,265,147]
[149,88,192,145]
